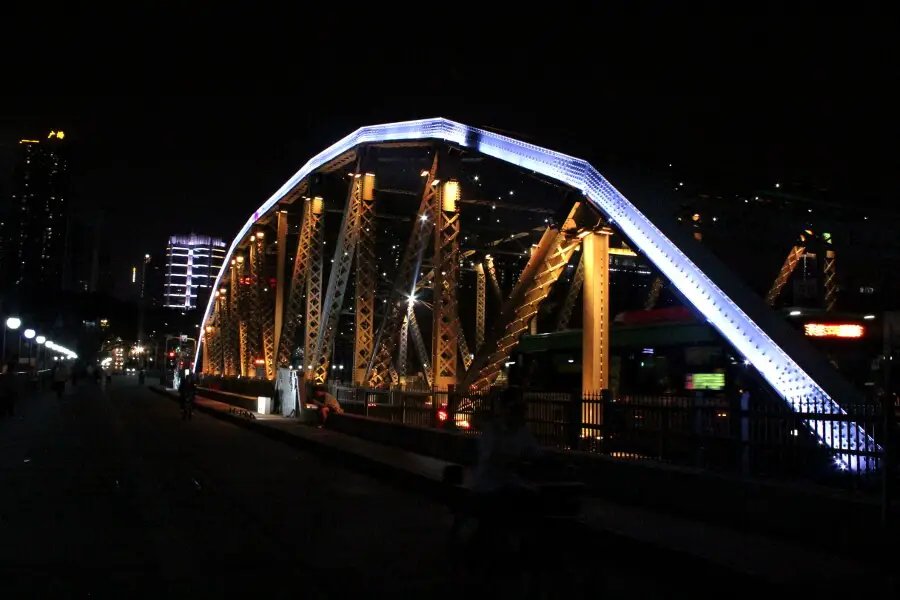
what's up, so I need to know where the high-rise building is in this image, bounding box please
[0,131,71,292]
[163,234,226,310]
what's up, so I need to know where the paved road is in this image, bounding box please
[0,377,722,598]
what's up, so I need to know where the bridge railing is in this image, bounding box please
[325,384,898,491]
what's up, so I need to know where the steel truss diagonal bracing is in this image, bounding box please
[198,118,879,471]
[312,167,364,383]
[366,154,439,387]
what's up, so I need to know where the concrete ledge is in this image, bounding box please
[195,387,258,412]
[179,385,893,551]
[327,412,479,465]
[148,386,461,503]
[146,385,882,589]
[320,411,891,555]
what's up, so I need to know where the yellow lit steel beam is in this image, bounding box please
[432,180,461,390]
[484,255,502,303]
[312,162,364,384]
[277,200,311,367]
[474,262,486,351]
[644,276,664,310]
[582,230,610,395]
[272,210,289,365]
[556,249,584,330]
[353,173,377,385]
[304,198,325,379]
[257,233,276,379]
[461,203,584,390]
[246,236,263,376]
[365,154,439,388]
[765,245,805,307]
[408,308,432,387]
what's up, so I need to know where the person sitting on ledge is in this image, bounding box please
[310,385,343,428]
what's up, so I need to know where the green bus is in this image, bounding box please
[509,305,882,400]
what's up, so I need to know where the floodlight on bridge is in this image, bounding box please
[197,117,879,471]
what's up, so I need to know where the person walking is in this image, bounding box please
[52,363,69,400]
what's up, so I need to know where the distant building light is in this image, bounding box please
[804,323,864,339]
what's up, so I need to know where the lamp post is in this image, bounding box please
[36,336,46,370]
[4,317,22,370]
[23,329,35,369]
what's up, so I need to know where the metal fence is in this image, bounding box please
[327,383,899,490]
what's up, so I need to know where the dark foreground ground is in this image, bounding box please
[0,377,805,598]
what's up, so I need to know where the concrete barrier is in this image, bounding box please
[325,412,886,555]
[195,387,257,412]
[185,386,888,554]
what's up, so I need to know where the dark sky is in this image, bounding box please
[1,10,896,293]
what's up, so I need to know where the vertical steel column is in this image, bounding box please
[239,320,248,375]
[397,308,410,381]
[247,236,263,376]
[203,300,218,375]
[822,232,836,312]
[313,167,363,383]
[432,180,461,390]
[556,250,585,330]
[823,250,836,311]
[209,290,225,375]
[202,337,210,375]
[353,173,377,385]
[277,199,310,367]
[474,262,486,351]
[234,256,249,376]
[273,210,289,364]
[222,276,237,377]
[304,198,325,378]
[365,155,439,387]
[582,230,610,394]
[258,232,276,379]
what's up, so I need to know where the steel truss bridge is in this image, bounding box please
[195,118,878,472]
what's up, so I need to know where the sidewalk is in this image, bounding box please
[151,385,888,592]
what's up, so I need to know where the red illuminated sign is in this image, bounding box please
[803,323,864,339]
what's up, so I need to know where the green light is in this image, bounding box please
[686,372,725,391]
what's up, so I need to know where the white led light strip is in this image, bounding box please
[197,118,879,471]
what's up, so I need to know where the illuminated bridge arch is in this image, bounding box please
[196,118,877,471]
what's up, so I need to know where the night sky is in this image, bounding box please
[1,11,895,295]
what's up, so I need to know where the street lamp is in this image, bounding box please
[23,329,36,368]
[34,335,46,369]
[3,317,22,368]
